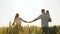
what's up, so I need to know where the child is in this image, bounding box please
[46,10,50,16]
[46,10,52,22]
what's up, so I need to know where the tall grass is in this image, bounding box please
[0,21,60,34]
[0,25,60,34]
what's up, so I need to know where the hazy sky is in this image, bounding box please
[0,0,60,27]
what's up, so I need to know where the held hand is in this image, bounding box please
[28,21,33,23]
[25,21,29,23]
[28,22,31,23]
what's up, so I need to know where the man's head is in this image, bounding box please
[41,9,45,14]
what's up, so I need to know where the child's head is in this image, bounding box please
[46,10,49,14]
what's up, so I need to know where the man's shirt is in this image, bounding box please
[37,13,50,27]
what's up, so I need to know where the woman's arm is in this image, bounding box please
[12,19,16,25]
[20,18,28,23]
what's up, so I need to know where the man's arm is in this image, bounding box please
[48,18,52,22]
[48,15,52,22]
[29,15,42,23]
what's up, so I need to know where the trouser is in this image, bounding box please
[42,27,48,34]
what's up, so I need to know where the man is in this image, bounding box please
[29,9,52,34]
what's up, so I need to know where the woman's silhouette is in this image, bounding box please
[12,13,28,26]
[12,13,28,34]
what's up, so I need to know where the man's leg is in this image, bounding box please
[42,27,45,34]
[42,27,48,34]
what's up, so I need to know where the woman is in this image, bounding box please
[12,13,28,34]
[12,13,28,26]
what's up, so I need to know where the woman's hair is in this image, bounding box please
[15,13,19,19]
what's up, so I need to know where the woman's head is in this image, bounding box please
[15,13,19,19]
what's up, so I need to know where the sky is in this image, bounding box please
[0,0,60,27]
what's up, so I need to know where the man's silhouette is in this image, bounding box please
[29,9,51,34]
